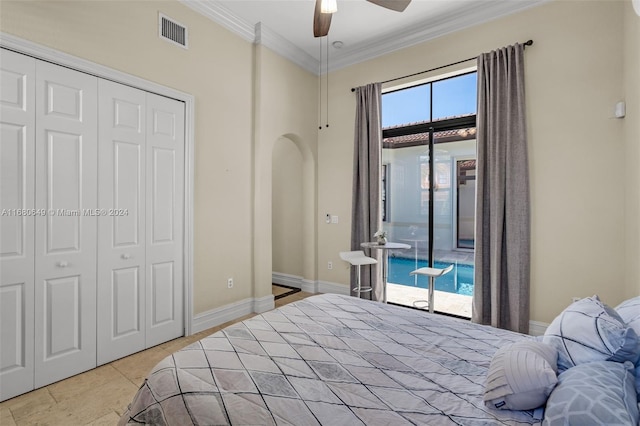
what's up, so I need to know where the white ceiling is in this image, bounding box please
[182,0,546,74]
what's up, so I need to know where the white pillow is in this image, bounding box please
[484,340,558,411]
[543,295,639,372]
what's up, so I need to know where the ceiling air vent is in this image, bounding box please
[159,13,188,49]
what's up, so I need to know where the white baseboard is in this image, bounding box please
[301,279,318,293]
[528,320,549,336]
[272,272,303,289]
[254,294,275,313]
[317,280,349,295]
[271,273,318,293]
[192,297,255,334]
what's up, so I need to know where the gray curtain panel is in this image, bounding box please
[351,83,383,301]
[472,43,531,333]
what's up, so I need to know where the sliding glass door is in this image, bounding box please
[381,71,477,317]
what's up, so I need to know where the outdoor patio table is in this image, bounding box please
[360,241,411,303]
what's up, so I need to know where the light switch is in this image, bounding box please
[331,215,339,224]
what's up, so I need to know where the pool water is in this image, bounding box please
[388,257,474,296]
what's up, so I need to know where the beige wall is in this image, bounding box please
[253,45,318,300]
[2,0,635,324]
[272,137,304,277]
[319,0,630,323]
[623,1,640,297]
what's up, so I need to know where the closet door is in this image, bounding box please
[145,94,184,347]
[33,61,98,387]
[0,49,36,401]
[96,80,146,365]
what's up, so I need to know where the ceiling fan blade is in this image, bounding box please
[313,0,332,37]
[366,0,411,12]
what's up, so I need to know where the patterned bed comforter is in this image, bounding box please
[119,294,542,425]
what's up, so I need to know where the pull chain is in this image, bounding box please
[318,36,322,130]
[326,34,329,128]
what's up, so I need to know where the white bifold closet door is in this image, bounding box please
[96,80,147,364]
[33,60,98,388]
[0,49,36,401]
[144,92,184,348]
[0,48,185,399]
[97,81,184,364]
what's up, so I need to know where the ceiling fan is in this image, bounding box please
[313,0,411,37]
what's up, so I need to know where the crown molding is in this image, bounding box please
[182,0,547,76]
[255,22,320,75]
[328,0,546,72]
[181,0,319,74]
[180,0,254,42]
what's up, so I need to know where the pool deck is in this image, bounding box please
[387,282,472,318]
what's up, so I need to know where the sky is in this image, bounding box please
[382,72,477,128]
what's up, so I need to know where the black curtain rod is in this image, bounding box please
[350,39,533,92]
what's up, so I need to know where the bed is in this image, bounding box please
[119,294,546,425]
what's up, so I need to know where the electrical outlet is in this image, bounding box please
[227,278,234,289]
[328,261,333,270]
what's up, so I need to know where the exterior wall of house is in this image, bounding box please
[318,0,628,324]
[623,1,640,298]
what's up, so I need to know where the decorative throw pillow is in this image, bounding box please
[615,296,640,402]
[542,295,640,372]
[542,361,639,426]
[616,296,640,334]
[484,340,558,411]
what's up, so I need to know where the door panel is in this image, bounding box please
[44,276,81,358]
[97,80,146,365]
[0,49,36,401]
[34,60,97,387]
[45,131,82,253]
[150,261,174,325]
[146,93,184,347]
[151,148,175,244]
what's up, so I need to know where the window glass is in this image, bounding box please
[432,73,477,120]
[382,85,430,128]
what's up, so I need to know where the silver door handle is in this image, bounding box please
[57,261,69,268]
[121,253,132,260]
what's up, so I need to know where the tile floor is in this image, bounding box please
[387,282,472,318]
[0,288,313,426]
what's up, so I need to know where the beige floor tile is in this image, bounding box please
[272,284,297,297]
[110,345,171,384]
[18,374,139,425]
[74,374,139,416]
[159,333,205,353]
[0,405,16,426]
[14,395,112,426]
[1,387,56,421]
[47,364,126,403]
[85,411,121,425]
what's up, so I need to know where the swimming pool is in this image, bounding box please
[388,257,474,296]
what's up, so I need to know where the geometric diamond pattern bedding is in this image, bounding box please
[118,294,542,425]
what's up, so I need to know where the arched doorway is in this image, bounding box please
[272,137,304,300]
